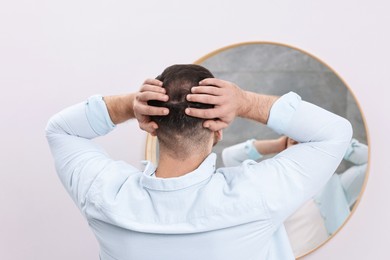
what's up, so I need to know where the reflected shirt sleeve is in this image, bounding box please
[343,138,369,165]
[222,139,263,167]
[338,138,369,207]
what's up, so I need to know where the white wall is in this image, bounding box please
[0,1,389,259]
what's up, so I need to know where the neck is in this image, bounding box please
[155,147,211,178]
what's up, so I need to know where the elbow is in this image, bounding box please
[45,116,54,138]
[327,117,353,158]
[45,114,62,139]
[338,117,353,143]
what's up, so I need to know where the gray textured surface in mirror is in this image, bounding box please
[195,42,369,258]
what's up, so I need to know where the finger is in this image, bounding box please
[199,78,227,87]
[143,78,163,86]
[136,103,169,116]
[185,107,220,119]
[190,86,222,95]
[140,84,166,93]
[137,92,169,102]
[186,93,221,105]
[203,120,228,131]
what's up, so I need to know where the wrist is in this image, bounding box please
[104,93,136,124]
[237,91,256,118]
[238,91,278,124]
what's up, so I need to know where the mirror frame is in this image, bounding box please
[145,41,371,259]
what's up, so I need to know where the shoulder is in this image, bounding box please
[212,162,269,196]
[88,160,143,202]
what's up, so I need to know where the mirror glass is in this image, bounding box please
[146,42,369,258]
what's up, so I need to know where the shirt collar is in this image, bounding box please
[140,153,217,191]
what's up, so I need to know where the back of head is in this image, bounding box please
[149,64,214,159]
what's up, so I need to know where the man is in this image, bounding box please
[46,64,352,260]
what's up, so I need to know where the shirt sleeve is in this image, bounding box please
[246,92,352,227]
[45,95,121,212]
[222,139,263,167]
[343,138,368,165]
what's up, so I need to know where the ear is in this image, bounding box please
[213,130,223,146]
[216,130,223,141]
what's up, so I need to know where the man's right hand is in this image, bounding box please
[133,79,169,136]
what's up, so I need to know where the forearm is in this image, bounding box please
[253,138,286,155]
[268,93,353,197]
[269,94,352,146]
[46,95,116,140]
[222,137,286,167]
[238,91,279,124]
[103,93,137,125]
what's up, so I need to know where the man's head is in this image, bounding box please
[149,64,217,159]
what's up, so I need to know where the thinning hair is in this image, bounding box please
[149,64,215,159]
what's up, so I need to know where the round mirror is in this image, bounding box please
[145,42,369,258]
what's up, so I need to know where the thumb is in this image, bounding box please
[203,120,228,132]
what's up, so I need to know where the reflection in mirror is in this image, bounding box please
[196,42,369,258]
[145,42,369,259]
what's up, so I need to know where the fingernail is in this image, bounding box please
[185,108,190,114]
[186,94,191,101]
[163,109,169,115]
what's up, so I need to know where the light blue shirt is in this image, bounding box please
[223,138,367,237]
[46,92,352,260]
